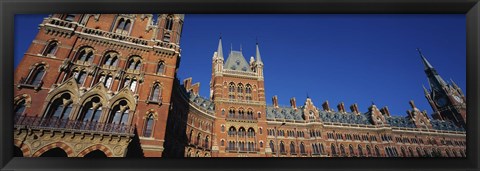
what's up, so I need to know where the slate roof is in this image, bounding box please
[264,105,465,132]
[431,120,465,131]
[266,106,304,121]
[188,92,215,113]
[224,51,252,72]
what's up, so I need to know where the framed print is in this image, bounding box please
[1,0,479,171]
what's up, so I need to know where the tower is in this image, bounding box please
[419,49,466,128]
[13,14,184,157]
[210,38,267,157]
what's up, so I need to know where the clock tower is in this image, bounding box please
[419,49,466,128]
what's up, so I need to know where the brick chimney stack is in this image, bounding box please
[272,95,279,108]
[337,102,345,113]
[350,103,360,114]
[322,100,330,112]
[380,106,391,117]
[290,97,297,109]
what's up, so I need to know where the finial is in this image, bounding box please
[306,92,310,98]
[416,48,423,57]
[219,33,222,39]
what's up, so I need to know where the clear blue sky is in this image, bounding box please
[15,14,466,117]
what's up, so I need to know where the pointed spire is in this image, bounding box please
[450,78,459,88]
[417,48,433,70]
[256,41,263,65]
[422,84,429,95]
[216,36,224,60]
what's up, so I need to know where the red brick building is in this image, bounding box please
[13,14,466,158]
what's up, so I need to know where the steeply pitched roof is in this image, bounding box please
[224,50,252,72]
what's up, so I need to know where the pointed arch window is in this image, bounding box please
[143,114,154,137]
[289,142,296,154]
[270,140,275,153]
[157,62,165,75]
[279,141,285,154]
[149,83,162,103]
[42,41,58,56]
[14,99,27,116]
[300,142,306,154]
[72,70,87,85]
[78,97,103,123]
[26,65,46,86]
[103,52,119,67]
[107,100,130,125]
[115,18,132,35]
[375,146,381,157]
[75,47,94,63]
[366,145,372,156]
[165,15,174,31]
[331,144,337,156]
[44,93,73,122]
[358,145,364,157]
[130,79,137,92]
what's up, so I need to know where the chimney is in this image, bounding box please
[183,77,192,91]
[272,95,279,108]
[350,103,359,114]
[290,97,297,109]
[337,102,345,113]
[322,100,330,111]
[380,106,391,117]
[191,82,200,95]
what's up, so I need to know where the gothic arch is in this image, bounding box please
[13,139,31,157]
[110,87,136,110]
[77,144,114,157]
[31,142,74,157]
[44,77,79,104]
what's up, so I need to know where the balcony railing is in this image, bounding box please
[14,115,134,136]
[17,77,43,90]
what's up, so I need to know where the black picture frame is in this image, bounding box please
[1,0,479,171]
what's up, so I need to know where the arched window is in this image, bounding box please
[445,149,451,157]
[44,93,73,121]
[408,147,415,157]
[320,144,325,154]
[75,47,94,63]
[237,83,243,93]
[157,62,165,75]
[238,127,246,137]
[290,142,296,154]
[349,145,355,157]
[228,108,236,118]
[340,145,346,156]
[279,141,285,154]
[143,114,154,137]
[366,145,372,157]
[358,145,364,157]
[300,142,306,154]
[416,147,422,157]
[247,128,255,137]
[107,100,130,125]
[401,147,407,157]
[115,17,132,35]
[221,139,225,146]
[270,140,275,153]
[14,99,27,116]
[331,144,337,156]
[196,133,201,145]
[102,52,119,67]
[27,65,46,86]
[375,146,381,157]
[42,41,58,56]
[165,15,174,31]
[238,109,245,119]
[78,96,103,123]
[188,130,193,143]
[126,56,142,71]
[149,83,162,102]
[228,126,236,136]
[221,125,225,132]
[204,136,209,149]
[260,141,263,148]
